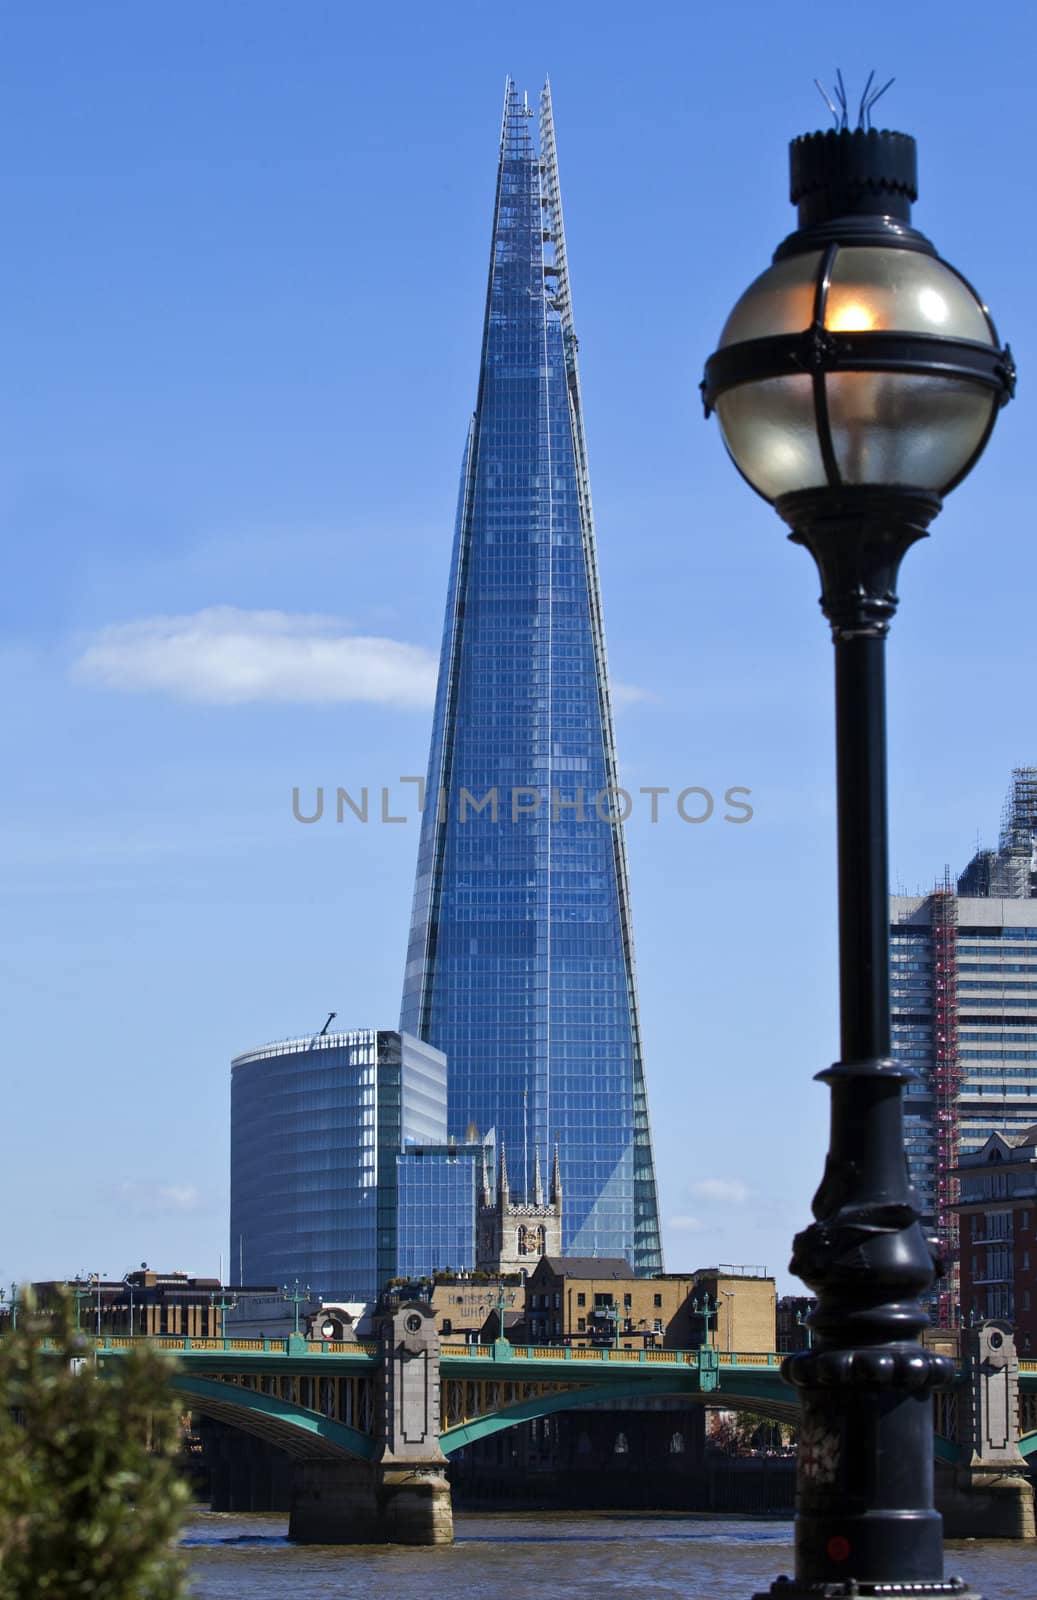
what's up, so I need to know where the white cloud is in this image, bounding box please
[688,1178,752,1205]
[668,1215,706,1233]
[100,1179,209,1216]
[612,681,658,707]
[72,606,438,708]
[157,1185,203,1212]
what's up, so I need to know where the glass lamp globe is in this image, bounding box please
[702,128,1013,511]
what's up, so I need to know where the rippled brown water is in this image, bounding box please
[181,1509,1035,1598]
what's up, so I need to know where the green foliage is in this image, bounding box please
[732,1409,796,1449]
[0,1292,190,1600]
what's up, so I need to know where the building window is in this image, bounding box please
[577,1293,586,1307]
[623,1294,632,1309]
[1024,1251,1031,1272]
[653,1293,662,1308]
[577,1317,586,1332]
[1024,1211,1032,1231]
[1024,1291,1031,1313]
[442,1318,452,1335]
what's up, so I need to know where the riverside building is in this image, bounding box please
[230,1029,447,1301]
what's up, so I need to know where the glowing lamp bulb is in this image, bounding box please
[827,301,876,333]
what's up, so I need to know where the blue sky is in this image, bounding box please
[2,0,1034,1292]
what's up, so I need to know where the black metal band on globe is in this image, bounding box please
[702,330,1015,416]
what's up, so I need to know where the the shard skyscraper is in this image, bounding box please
[401,80,662,1273]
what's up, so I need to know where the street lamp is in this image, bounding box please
[689,1293,717,1349]
[702,95,1013,1599]
[209,1289,238,1339]
[494,1281,511,1345]
[67,1274,93,1333]
[92,1272,106,1339]
[282,1281,312,1339]
[122,1274,136,1338]
[720,1287,735,1352]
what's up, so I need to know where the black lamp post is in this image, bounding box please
[702,105,1014,1598]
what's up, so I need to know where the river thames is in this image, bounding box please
[182,1509,1035,1597]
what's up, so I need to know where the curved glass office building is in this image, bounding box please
[401,81,662,1271]
[230,1029,447,1301]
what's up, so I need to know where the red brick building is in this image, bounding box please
[954,1124,1037,1352]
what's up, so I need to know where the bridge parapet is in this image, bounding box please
[80,1335,381,1358]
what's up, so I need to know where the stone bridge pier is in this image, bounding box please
[288,1303,453,1545]
[937,1320,1035,1539]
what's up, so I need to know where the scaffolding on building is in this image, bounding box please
[996,766,1037,896]
[929,871,960,1327]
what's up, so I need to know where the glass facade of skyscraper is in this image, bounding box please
[395,1142,485,1280]
[400,81,662,1271]
[230,1029,447,1301]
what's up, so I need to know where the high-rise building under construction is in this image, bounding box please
[892,768,1037,1320]
[400,81,662,1272]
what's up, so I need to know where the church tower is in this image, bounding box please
[477,1140,563,1275]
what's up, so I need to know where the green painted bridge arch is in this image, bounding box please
[95,1337,382,1465]
[440,1375,801,1453]
[1016,1364,1037,1459]
[169,1372,376,1462]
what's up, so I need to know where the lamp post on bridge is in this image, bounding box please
[122,1274,136,1337]
[701,79,1013,1598]
[689,1293,717,1350]
[720,1287,735,1352]
[282,1281,312,1341]
[93,1272,107,1338]
[67,1274,94,1333]
[210,1289,238,1339]
[494,1281,512,1345]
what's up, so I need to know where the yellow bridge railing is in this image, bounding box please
[440,1342,782,1366]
